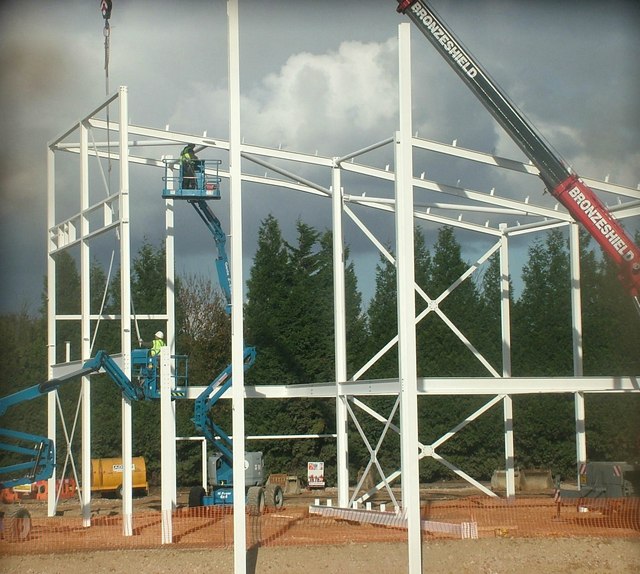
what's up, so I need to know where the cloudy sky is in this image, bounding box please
[0,0,638,315]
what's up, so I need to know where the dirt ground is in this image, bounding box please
[2,537,639,574]
[1,486,639,573]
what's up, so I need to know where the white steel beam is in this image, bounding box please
[241,152,331,197]
[241,174,329,198]
[87,121,226,151]
[346,196,505,236]
[335,136,395,165]
[412,136,639,199]
[48,91,119,148]
[412,177,571,221]
[171,374,640,401]
[81,118,639,200]
[241,143,333,167]
[412,137,539,176]
[503,219,569,236]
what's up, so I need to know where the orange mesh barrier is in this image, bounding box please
[1,497,637,556]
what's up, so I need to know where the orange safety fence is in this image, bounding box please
[1,497,637,556]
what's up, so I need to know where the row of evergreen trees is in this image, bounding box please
[1,218,638,488]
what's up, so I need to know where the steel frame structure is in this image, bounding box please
[45,10,639,573]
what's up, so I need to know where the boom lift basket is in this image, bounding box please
[162,158,222,200]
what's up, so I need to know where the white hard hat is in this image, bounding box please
[155,331,164,339]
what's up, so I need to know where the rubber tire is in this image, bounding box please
[4,508,31,542]
[264,484,284,509]
[246,486,265,516]
[188,485,206,508]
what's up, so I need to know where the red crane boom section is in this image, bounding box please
[396,0,640,298]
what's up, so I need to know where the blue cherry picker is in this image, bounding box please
[0,372,94,541]
[0,344,171,541]
[162,150,283,513]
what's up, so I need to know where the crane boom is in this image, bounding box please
[396,0,640,299]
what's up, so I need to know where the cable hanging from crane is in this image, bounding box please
[96,1,143,348]
[102,0,112,94]
[99,1,144,343]
[101,1,113,188]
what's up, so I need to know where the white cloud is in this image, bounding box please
[1,1,638,314]
[241,39,398,154]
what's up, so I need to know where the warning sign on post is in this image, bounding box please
[307,462,325,488]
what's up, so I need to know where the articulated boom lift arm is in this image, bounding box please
[188,199,232,312]
[0,349,154,489]
[0,348,155,490]
[192,346,257,467]
[0,365,99,489]
[82,351,145,402]
[396,0,640,302]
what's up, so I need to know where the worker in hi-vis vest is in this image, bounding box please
[139,331,165,369]
[150,331,165,357]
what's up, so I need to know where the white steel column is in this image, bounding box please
[166,194,176,382]
[499,225,515,499]
[569,223,584,377]
[570,223,587,481]
[161,169,177,543]
[160,346,175,544]
[80,121,92,526]
[165,170,176,382]
[118,86,134,537]
[332,165,349,508]
[228,1,248,571]
[396,23,422,574]
[46,146,57,518]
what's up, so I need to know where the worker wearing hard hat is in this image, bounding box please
[139,331,165,356]
[151,331,165,357]
[139,331,166,375]
[180,143,199,189]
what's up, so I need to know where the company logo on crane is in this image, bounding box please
[410,2,478,79]
[568,186,635,262]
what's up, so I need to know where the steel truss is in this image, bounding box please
[46,15,638,570]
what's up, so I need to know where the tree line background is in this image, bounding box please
[1,217,639,490]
